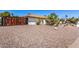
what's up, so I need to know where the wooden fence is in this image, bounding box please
[1,17,27,26]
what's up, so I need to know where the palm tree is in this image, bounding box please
[11,13,14,16]
[65,15,68,23]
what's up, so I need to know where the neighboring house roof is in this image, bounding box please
[26,13,48,19]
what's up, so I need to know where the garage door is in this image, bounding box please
[28,22,36,25]
[28,18,36,25]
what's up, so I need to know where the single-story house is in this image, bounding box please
[26,13,48,25]
[0,13,48,26]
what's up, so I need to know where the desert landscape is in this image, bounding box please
[0,25,78,48]
[0,10,79,48]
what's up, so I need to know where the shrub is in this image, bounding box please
[36,20,40,25]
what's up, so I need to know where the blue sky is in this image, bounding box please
[0,10,79,18]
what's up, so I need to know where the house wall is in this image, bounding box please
[76,21,79,27]
[28,17,47,25]
[0,17,47,26]
[43,19,46,24]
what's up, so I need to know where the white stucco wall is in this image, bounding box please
[40,19,46,24]
[43,19,46,24]
[77,21,79,27]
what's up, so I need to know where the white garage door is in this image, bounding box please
[28,17,36,25]
[28,22,36,25]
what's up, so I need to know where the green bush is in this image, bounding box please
[36,20,40,25]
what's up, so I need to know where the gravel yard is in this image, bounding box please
[0,25,78,48]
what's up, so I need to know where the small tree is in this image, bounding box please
[0,11,11,17]
[48,13,59,26]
